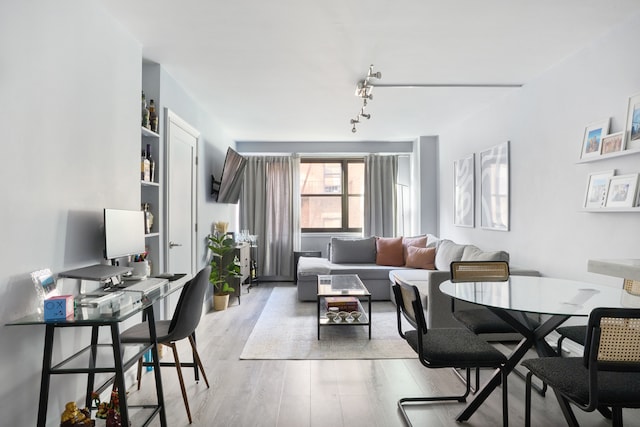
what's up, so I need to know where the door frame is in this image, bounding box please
[164,109,199,276]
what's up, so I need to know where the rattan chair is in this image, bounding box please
[393,281,509,427]
[120,266,211,424]
[556,279,640,356]
[522,307,640,427]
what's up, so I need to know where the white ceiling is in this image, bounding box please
[99,0,640,142]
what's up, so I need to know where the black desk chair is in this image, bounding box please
[392,281,509,427]
[523,307,640,427]
[120,266,211,424]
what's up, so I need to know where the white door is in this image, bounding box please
[165,110,199,277]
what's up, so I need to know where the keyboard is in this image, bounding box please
[121,277,168,295]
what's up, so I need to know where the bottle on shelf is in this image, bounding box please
[142,203,154,234]
[149,99,158,133]
[141,150,151,181]
[146,143,155,182]
[141,91,150,129]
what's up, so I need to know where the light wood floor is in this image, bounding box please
[127,282,640,427]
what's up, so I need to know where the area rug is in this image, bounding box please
[239,286,416,360]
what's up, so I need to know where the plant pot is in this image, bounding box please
[213,293,230,311]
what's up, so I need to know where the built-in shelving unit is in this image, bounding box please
[141,126,161,274]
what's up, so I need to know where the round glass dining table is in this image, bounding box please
[439,275,633,425]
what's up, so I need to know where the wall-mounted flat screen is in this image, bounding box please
[103,208,145,260]
[212,147,247,204]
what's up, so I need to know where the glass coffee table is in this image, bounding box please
[317,274,371,339]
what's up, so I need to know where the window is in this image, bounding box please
[300,159,364,232]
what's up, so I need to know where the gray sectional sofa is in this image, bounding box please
[296,235,540,331]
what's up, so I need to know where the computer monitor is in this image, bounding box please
[103,208,145,261]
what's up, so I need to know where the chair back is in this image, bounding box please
[583,307,640,372]
[450,261,510,282]
[167,266,212,342]
[392,281,428,334]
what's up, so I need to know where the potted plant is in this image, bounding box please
[207,232,241,310]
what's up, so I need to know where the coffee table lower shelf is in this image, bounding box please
[317,297,371,340]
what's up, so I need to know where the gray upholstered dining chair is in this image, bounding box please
[392,281,509,427]
[120,266,211,424]
[522,307,640,427]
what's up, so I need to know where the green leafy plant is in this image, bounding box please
[207,233,241,296]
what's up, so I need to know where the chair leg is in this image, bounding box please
[188,335,210,388]
[397,367,472,426]
[170,342,193,424]
[525,371,533,427]
[136,357,143,390]
[611,407,623,427]
[501,367,508,427]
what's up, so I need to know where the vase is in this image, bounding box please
[213,294,230,311]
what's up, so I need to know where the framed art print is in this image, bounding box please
[624,93,640,150]
[605,173,639,208]
[584,170,614,208]
[480,141,509,231]
[454,154,474,227]
[600,131,625,155]
[580,118,610,159]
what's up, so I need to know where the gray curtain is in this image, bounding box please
[363,154,398,237]
[240,156,294,277]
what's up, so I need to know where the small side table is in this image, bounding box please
[293,251,322,284]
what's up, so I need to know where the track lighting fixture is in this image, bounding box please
[349,64,523,133]
[350,64,381,133]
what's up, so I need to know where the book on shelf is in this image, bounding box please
[325,296,359,311]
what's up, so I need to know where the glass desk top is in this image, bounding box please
[7,276,188,326]
[439,276,636,317]
[317,274,370,296]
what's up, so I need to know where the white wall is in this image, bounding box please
[437,12,640,285]
[0,2,235,425]
[0,1,141,425]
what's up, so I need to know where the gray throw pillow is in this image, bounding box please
[461,245,510,262]
[434,239,466,270]
[330,237,377,263]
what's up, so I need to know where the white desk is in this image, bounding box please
[438,276,633,425]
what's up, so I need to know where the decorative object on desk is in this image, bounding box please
[44,295,74,321]
[625,92,640,150]
[480,141,509,231]
[129,259,149,279]
[604,173,640,208]
[31,268,59,313]
[207,232,241,310]
[60,401,94,427]
[580,118,610,159]
[584,170,614,208]
[92,389,122,425]
[453,153,475,227]
[601,131,625,155]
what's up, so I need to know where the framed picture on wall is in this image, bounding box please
[580,118,610,159]
[453,154,474,227]
[605,173,640,208]
[480,141,509,231]
[624,93,640,150]
[584,170,614,208]
[600,131,625,155]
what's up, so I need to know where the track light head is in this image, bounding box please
[367,65,382,80]
[350,118,359,125]
[360,113,371,120]
[352,124,357,133]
